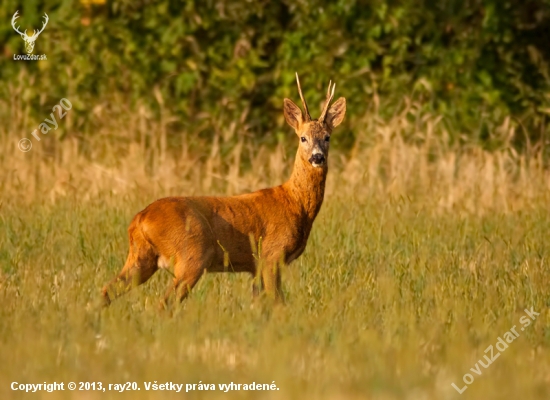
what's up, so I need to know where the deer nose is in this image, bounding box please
[309,153,326,165]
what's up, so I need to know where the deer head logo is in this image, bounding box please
[11,11,49,54]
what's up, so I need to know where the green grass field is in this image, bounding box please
[1,155,550,399]
[1,105,550,399]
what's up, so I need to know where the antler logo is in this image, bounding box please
[11,10,49,54]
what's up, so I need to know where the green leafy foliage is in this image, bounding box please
[1,0,549,148]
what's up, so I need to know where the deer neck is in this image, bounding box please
[284,152,327,222]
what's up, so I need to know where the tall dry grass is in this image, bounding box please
[2,79,549,213]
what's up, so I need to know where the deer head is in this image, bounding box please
[11,11,49,54]
[284,73,346,168]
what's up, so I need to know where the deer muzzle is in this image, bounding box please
[309,153,326,167]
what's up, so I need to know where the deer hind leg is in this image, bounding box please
[160,246,214,309]
[101,231,158,306]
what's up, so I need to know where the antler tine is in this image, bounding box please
[319,81,336,123]
[35,13,49,36]
[295,72,311,121]
[11,11,25,36]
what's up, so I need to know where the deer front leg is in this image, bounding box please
[252,275,263,298]
[261,262,284,304]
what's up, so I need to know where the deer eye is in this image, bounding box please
[301,137,307,143]
[325,136,330,142]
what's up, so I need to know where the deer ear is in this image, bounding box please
[284,98,303,131]
[326,97,346,129]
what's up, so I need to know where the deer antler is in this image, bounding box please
[11,11,48,39]
[11,11,26,37]
[319,80,336,123]
[295,72,312,122]
[34,13,49,38]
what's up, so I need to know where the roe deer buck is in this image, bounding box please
[101,73,346,307]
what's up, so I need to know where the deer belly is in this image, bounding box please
[207,243,256,273]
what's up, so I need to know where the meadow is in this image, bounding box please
[1,99,550,400]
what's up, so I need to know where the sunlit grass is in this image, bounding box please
[1,183,549,399]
